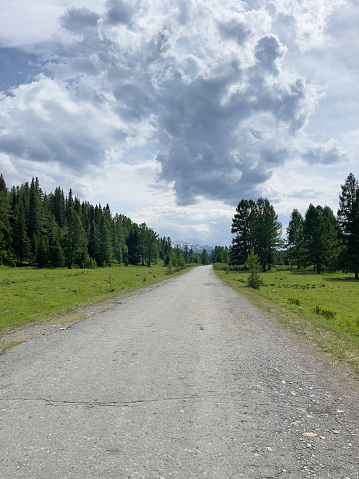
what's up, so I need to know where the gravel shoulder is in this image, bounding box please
[1,265,358,478]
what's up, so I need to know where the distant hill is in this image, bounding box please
[172,241,213,254]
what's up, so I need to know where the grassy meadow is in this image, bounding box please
[214,265,359,374]
[0,264,188,335]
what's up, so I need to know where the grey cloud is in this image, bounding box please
[70,58,98,76]
[60,8,100,34]
[0,90,122,167]
[255,34,285,73]
[218,19,251,45]
[105,0,136,26]
[114,82,154,122]
[303,143,345,165]
[250,128,262,140]
[153,34,308,204]
[0,125,104,167]
[0,130,55,162]
[277,79,306,133]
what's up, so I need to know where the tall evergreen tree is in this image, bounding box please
[112,214,127,264]
[143,227,159,266]
[200,248,210,265]
[98,213,113,266]
[34,235,49,268]
[0,174,12,264]
[127,226,141,264]
[302,204,322,273]
[64,207,87,269]
[28,177,43,238]
[47,215,65,267]
[252,198,282,271]
[230,199,255,265]
[231,198,281,271]
[13,196,30,265]
[337,172,359,279]
[51,187,66,228]
[320,206,341,271]
[302,204,339,274]
[286,208,304,269]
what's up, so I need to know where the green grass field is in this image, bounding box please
[214,265,359,374]
[0,264,189,334]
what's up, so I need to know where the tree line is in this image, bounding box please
[0,175,211,269]
[229,173,359,279]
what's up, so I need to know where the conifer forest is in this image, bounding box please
[0,175,210,269]
[0,172,358,278]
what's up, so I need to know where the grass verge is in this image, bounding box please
[0,264,195,336]
[214,266,359,374]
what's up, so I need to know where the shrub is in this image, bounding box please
[84,256,97,269]
[288,297,301,306]
[213,262,229,271]
[312,304,337,319]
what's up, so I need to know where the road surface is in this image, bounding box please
[0,265,358,478]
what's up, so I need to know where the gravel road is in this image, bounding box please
[0,265,358,478]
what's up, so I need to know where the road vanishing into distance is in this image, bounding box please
[1,265,358,478]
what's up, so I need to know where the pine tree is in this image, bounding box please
[337,173,359,279]
[302,204,339,274]
[286,209,304,269]
[302,204,322,273]
[113,214,127,264]
[28,177,43,238]
[127,226,141,264]
[13,196,30,265]
[34,235,49,268]
[64,207,87,269]
[252,198,282,271]
[200,249,209,265]
[51,187,66,228]
[231,198,281,270]
[49,237,65,268]
[0,174,12,264]
[230,199,255,265]
[99,214,113,266]
[142,227,158,267]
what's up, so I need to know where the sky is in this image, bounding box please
[0,0,358,247]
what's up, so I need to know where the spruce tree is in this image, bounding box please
[200,249,209,265]
[0,174,12,264]
[337,172,359,278]
[302,204,339,274]
[13,197,30,265]
[231,198,281,270]
[230,199,255,265]
[34,235,49,268]
[286,209,304,269]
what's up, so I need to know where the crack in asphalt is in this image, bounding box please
[0,392,238,408]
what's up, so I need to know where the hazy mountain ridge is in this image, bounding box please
[172,241,213,254]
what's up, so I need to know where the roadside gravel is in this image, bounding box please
[0,265,358,478]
